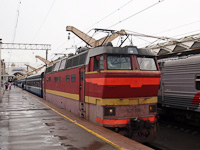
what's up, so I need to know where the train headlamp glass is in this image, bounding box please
[149,105,156,112]
[128,47,138,54]
[104,107,115,116]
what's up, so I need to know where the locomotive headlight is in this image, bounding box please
[149,105,156,112]
[104,107,115,116]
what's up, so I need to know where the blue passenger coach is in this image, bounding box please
[26,73,44,97]
[17,77,26,89]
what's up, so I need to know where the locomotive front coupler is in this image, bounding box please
[128,118,154,138]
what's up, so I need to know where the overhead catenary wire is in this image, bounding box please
[66,0,200,52]
[73,0,165,48]
[32,0,56,42]
[53,0,136,55]
[172,28,200,38]
[139,28,200,48]
[130,19,200,47]
[12,0,21,43]
[107,0,165,29]
[153,19,200,35]
[85,0,135,31]
[8,0,22,73]
[31,0,56,68]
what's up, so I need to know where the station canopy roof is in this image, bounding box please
[144,33,200,59]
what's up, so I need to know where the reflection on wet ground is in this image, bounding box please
[0,88,116,150]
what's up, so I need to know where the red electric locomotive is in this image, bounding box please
[44,26,161,142]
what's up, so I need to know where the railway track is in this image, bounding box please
[144,118,200,150]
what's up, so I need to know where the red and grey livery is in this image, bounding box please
[158,55,200,125]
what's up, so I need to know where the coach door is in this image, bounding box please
[43,78,46,100]
[79,67,85,102]
[79,67,85,118]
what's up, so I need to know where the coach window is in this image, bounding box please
[49,77,51,82]
[54,77,57,82]
[46,78,48,82]
[71,74,76,82]
[196,76,200,90]
[36,81,39,87]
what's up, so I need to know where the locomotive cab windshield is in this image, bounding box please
[107,55,132,70]
[137,56,158,71]
[91,47,158,72]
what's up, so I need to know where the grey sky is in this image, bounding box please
[0,0,200,68]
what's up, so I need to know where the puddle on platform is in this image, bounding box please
[58,136,68,140]
[84,141,105,149]
[43,118,64,121]
[45,122,55,126]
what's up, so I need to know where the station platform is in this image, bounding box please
[0,87,152,150]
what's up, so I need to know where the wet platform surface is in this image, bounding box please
[0,88,152,150]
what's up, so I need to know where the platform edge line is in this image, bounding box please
[36,99,126,150]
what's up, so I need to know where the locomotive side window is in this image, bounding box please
[50,66,54,73]
[196,76,200,90]
[45,68,48,74]
[73,56,79,66]
[100,56,104,70]
[107,55,131,70]
[53,61,61,72]
[81,72,84,81]
[59,59,67,70]
[58,76,60,82]
[71,74,76,82]
[46,65,54,73]
[94,57,99,71]
[66,75,70,82]
[66,59,73,68]
[137,57,157,71]
[79,53,87,65]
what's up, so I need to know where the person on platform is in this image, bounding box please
[9,82,11,90]
[5,82,8,90]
